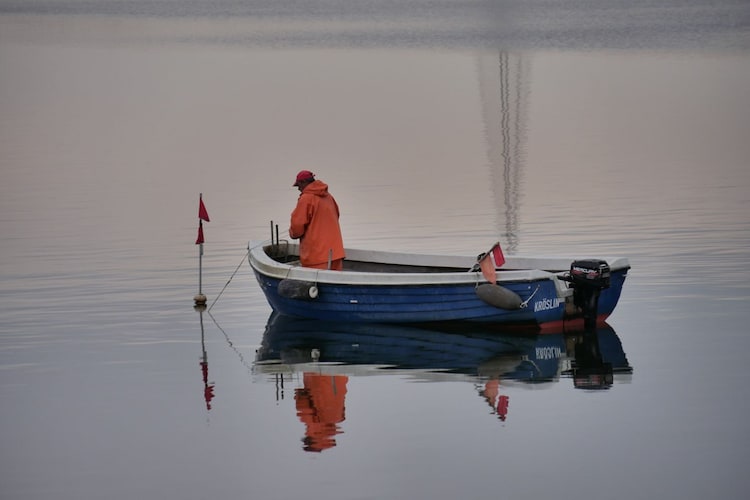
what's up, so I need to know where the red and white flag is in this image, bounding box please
[478,242,505,284]
[491,243,505,267]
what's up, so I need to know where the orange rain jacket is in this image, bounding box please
[289,180,345,268]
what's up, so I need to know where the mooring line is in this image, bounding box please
[208,248,250,312]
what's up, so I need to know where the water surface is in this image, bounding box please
[1,2,749,499]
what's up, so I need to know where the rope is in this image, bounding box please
[519,284,540,309]
[208,248,250,312]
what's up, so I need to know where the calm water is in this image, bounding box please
[1,2,750,499]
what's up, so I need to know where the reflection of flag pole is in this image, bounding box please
[195,303,215,411]
[194,194,210,305]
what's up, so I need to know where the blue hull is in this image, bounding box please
[253,267,629,327]
[255,273,554,324]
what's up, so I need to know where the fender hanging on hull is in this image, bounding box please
[278,279,319,300]
[476,283,523,310]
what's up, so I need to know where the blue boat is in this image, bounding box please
[249,242,630,330]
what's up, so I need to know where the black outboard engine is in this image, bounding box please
[564,260,611,329]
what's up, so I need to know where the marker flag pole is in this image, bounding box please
[194,193,210,305]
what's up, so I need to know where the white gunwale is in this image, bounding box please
[249,241,630,287]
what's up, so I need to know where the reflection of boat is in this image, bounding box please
[254,315,632,450]
[254,313,631,386]
[249,241,629,329]
[255,312,534,378]
[569,325,632,389]
[501,323,632,388]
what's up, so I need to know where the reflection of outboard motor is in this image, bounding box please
[572,328,613,390]
[565,260,610,329]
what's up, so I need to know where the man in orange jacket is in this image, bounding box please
[289,170,346,270]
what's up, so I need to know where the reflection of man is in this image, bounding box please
[295,373,348,452]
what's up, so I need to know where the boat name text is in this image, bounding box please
[534,297,563,312]
[536,346,562,360]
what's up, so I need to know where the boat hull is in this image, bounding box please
[249,243,629,329]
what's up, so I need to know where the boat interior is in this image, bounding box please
[265,243,467,273]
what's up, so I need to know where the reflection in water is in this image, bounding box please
[254,313,631,450]
[295,373,348,452]
[196,305,216,411]
[570,328,615,390]
[500,323,632,389]
[479,379,510,421]
[477,52,530,254]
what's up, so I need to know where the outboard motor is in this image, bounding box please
[564,260,610,329]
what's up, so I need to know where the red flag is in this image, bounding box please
[477,242,505,284]
[198,196,210,222]
[492,243,505,267]
[195,221,205,245]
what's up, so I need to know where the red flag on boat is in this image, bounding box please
[492,243,505,267]
[196,220,205,245]
[478,242,505,284]
[198,196,210,222]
